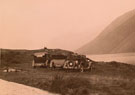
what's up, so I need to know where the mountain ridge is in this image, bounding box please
[76,9,135,54]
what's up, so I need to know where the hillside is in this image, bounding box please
[1,49,135,95]
[77,9,135,54]
[0,48,73,68]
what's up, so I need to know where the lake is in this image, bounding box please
[87,53,135,65]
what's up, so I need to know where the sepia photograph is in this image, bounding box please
[0,0,135,95]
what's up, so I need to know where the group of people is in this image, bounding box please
[63,55,93,72]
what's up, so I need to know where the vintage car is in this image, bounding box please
[32,51,94,72]
[32,52,47,68]
[49,54,67,68]
[63,54,93,71]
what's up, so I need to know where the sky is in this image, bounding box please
[0,0,135,51]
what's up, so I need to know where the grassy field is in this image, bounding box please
[0,50,135,95]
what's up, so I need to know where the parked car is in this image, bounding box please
[32,52,47,68]
[32,51,94,72]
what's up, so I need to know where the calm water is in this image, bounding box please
[87,53,135,65]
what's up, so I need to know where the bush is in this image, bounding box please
[50,74,91,95]
[50,73,65,93]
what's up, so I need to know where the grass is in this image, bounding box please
[0,49,135,95]
[49,74,91,95]
[0,66,135,95]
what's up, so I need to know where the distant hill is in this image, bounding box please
[0,48,73,68]
[76,9,135,54]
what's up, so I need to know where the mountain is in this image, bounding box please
[76,9,135,54]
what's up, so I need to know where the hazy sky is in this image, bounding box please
[0,0,135,51]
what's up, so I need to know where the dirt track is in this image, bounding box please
[0,79,58,95]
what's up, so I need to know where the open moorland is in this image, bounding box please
[0,49,135,95]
